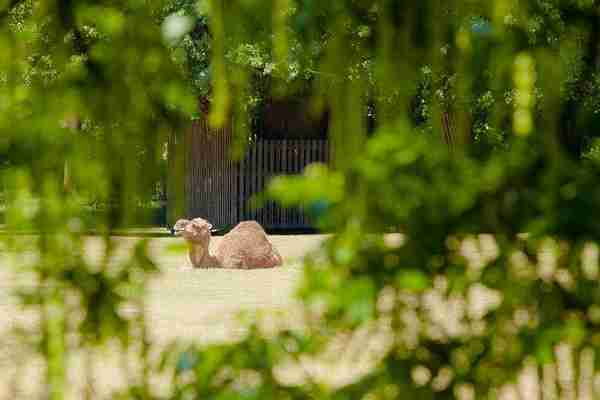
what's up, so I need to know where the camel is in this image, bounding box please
[173,218,283,269]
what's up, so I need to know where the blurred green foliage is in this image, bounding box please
[3,0,600,399]
[1,0,193,398]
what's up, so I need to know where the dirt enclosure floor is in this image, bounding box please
[1,234,588,399]
[0,234,334,399]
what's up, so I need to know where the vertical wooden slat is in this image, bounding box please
[237,137,240,224]
[293,140,296,227]
[309,139,317,228]
[268,141,274,228]
[214,126,217,223]
[218,127,222,225]
[259,141,262,223]
[216,126,219,222]
[185,123,190,218]
[246,141,251,221]
[184,123,190,218]
[293,140,299,226]
[244,141,249,222]
[266,141,270,227]
[206,123,210,219]
[287,140,292,228]
[234,131,237,224]
[218,126,221,224]
[201,120,205,219]
[229,131,233,222]
[267,141,273,228]
[298,140,304,227]
[261,141,265,228]
[285,139,290,227]
[244,142,248,221]
[315,137,324,171]
[297,140,302,226]
[239,142,245,222]
[223,127,226,225]
[265,141,269,226]
[288,140,293,227]
[306,139,314,227]
[299,140,304,226]
[210,124,214,222]
[277,140,281,228]
[252,141,257,221]
[254,141,258,221]
[236,138,241,223]
[280,140,285,227]
[298,140,304,226]
[255,141,259,222]
[194,121,197,218]
[199,120,203,219]
[255,140,260,222]
[229,131,233,224]
[215,126,218,223]
[205,121,209,221]
[203,120,207,219]
[200,121,203,218]
[250,142,256,220]
[272,141,277,227]
[225,129,230,225]
[279,140,284,228]
[247,142,252,221]
[264,141,269,227]
[258,140,264,226]
[194,120,198,219]
[296,142,304,227]
[215,126,218,221]
[202,119,206,218]
[196,122,199,217]
[316,138,320,165]
[302,140,310,227]
[204,121,207,219]
[190,121,194,218]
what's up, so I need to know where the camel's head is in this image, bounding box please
[173,218,213,245]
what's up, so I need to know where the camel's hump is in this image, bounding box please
[216,221,281,268]
[231,220,265,232]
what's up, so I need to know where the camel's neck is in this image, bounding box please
[188,240,220,268]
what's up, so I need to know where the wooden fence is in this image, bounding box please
[239,139,329,229]
[184,118,238,228]
[169,119,330,229]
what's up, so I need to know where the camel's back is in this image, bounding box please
[232,221,265,233]
[216,221,282,268]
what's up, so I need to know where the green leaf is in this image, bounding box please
[396,269,430,291]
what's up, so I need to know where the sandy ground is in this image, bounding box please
[2,234,595,399]
[0,234,328,399]
[144,235,326,344]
